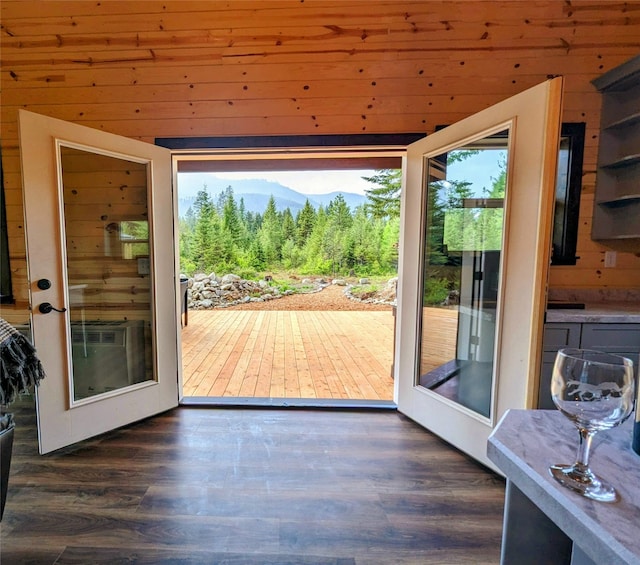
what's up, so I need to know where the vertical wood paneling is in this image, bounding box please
[59,146,152,320]
[2,0,640,322]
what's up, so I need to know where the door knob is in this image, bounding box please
[36,279,52,290]
[38,302,67,314]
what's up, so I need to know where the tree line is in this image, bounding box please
[178,170,401,278]
[178,156,505,280]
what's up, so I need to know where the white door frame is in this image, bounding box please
[394,79,563,471]
[19,110,180,454]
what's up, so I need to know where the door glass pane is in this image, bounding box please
[60,146,154,402]
[417,130,509,419]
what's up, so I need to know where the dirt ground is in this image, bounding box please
[225,282,393,311]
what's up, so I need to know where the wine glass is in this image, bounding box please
[549,348,635,502]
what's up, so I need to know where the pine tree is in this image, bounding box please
[326,194,352,231]
[203,215,224,270]
[281,208,296,242]
[348,205,377,271]
[248,238,266,270]
[323,195,353,275]
[191,189,216,271]
[302,206,328,273]
[295,199,316,247]
[193,187,213,217]
[477,158,506,250]
[380,217,400,272]
[258,195,282,263]
[216,185,233,212]
[363,169,402,220]
[221,188,243,246]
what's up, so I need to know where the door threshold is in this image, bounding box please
[180,396,397,410]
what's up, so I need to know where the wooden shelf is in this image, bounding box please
[591,54,640,250]
[598,194,640,207]
[603,111,640,131]
[597,234,640,241]
[600,153,640,170]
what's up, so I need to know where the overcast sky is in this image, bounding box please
[211,170,379,196]
[194,149,504,198]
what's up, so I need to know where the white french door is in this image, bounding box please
[395,79,563,471]
[19,110,179,454]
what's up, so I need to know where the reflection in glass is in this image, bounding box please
[59,146,154,401]
[417,132,508,418]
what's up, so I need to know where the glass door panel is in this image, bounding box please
[395,78,563,471]
[59,145,154,403]
[20,109,178,454]
[417,134,508,419]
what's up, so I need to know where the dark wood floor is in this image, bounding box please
[1,399,505,564]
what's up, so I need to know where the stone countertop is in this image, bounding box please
[546,303,640,324]
[487,409,640,565]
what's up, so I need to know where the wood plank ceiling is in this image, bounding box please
[4,1,639,138]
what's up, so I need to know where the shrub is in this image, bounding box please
[236,267,258,280]
[423,277,450,305]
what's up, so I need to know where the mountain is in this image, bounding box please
[177,173,366,218]
[310,191,367,210]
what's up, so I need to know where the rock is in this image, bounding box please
[184,274,313,310]
[343,276,397,306]
[302,278,313,285]
[359,278,369,285]
[332,279,346,286]
[193,273,208,282]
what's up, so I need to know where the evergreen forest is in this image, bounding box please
[178,170,402,279]
[178,152,506,283]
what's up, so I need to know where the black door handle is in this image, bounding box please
[38,302,67,314]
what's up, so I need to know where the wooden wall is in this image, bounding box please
[2,0,640,322]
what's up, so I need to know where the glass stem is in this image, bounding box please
[573,428,595,478]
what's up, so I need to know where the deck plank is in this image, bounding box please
[298,311,331,398]
[315,312,378,399]
[256,310,279,398]
[238,311,268,397]
[188,311,251,396]
[181,310,395,400]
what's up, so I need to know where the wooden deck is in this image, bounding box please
[181,309,396,400]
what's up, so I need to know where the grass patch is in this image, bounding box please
[350,285,379,297]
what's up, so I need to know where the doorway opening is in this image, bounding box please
[172,146,408,407]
